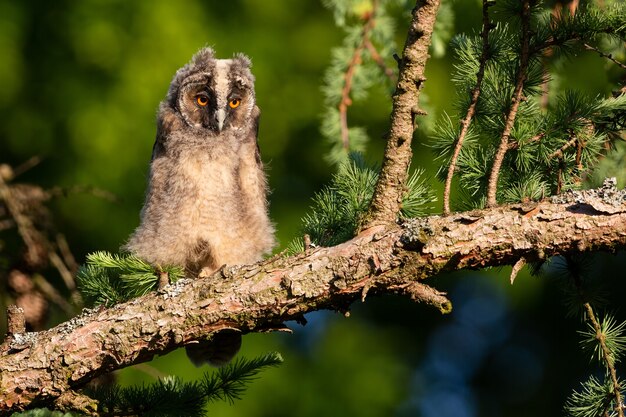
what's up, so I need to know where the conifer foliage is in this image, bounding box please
[439,1,625,414]
[432,0,625,212]
[89,353,283,417]
[318,0,626,416]
[320,0,407,165]
[76,251,184,306]
[287,154,435,253]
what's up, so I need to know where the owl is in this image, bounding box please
[124,47,275,365]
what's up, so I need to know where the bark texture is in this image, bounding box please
[363,0,440,228]
[1,191,626,414]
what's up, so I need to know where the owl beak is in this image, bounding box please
[216,109,226,132]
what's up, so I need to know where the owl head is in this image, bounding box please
[163,47,257,135]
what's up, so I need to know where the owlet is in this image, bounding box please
[124,47,275,366]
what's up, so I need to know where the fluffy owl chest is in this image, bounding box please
[164,151,245,229]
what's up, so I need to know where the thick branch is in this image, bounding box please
[2,186,626,413]
[363,0,440,228]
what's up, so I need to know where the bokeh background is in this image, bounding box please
[1,1,625,416]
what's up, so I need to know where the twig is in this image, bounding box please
[510,257,527,284]
[156,268,169,290]
[583,43,626,71]
[392,282,451,313]
[49,251,76,293]
[575,135,584,170]
[133,363,168,379]
[56,234,79,274]
[32,274,76,316]
[364,37,396,82]
[338,3,378,152]
[47,185,119,203]
[508,132,546,150]
[48,250,83,307]
[548,135,579,160]
[443,0,493,215]
[362,0,441,228]
[0,170,45,266]
[583,302,624,417]
[486,0,532,207]
[11,156,42,179]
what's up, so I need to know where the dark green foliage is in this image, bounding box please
[88,352,283,417]
[204,352,284,404]
[565,374,623,417]
[432,1,626,209]
[541,253,626,415]
[76,251,184,307]
[94,377,206,417]
[579,316,626,366]
[547,255,608,318]
[288,155,435,253]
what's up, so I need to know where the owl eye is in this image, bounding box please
[196,95,209,106]
[229,98,241,109]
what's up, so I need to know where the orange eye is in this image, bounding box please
[196,95,208,106]
[229,98,241,109]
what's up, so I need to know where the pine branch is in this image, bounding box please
[83,353,283,417]
[2,184,626,414]
[364,37,396,82]
[566,375,619,417]
[203,352,283,404]
[338,1,378,153]
[292,155,434,251]
[443,0,494,215]
[363,0,441,228]
[582,304,625,417]
[486,0,532,207]
[549,133,581,161]
[583,43,626,71]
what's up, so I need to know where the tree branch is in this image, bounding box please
[486,0,532,208]
[2,182,626,414]
[443,0,494,215]
[362,0,440,228]
[583,43,626,71]
[583,302,624,417]
[338,2,379,153]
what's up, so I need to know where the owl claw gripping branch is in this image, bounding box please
[124,47,276,366]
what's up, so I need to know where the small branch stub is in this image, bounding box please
[7,305,26,335]
[303,234,312,252]
[157,269,170,290]
[510,257,527,284]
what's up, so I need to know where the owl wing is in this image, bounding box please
[151,119,167,160]
[248,105,262,165]
[151,106,181,160]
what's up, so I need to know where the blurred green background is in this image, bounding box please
[1,1,625,416]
